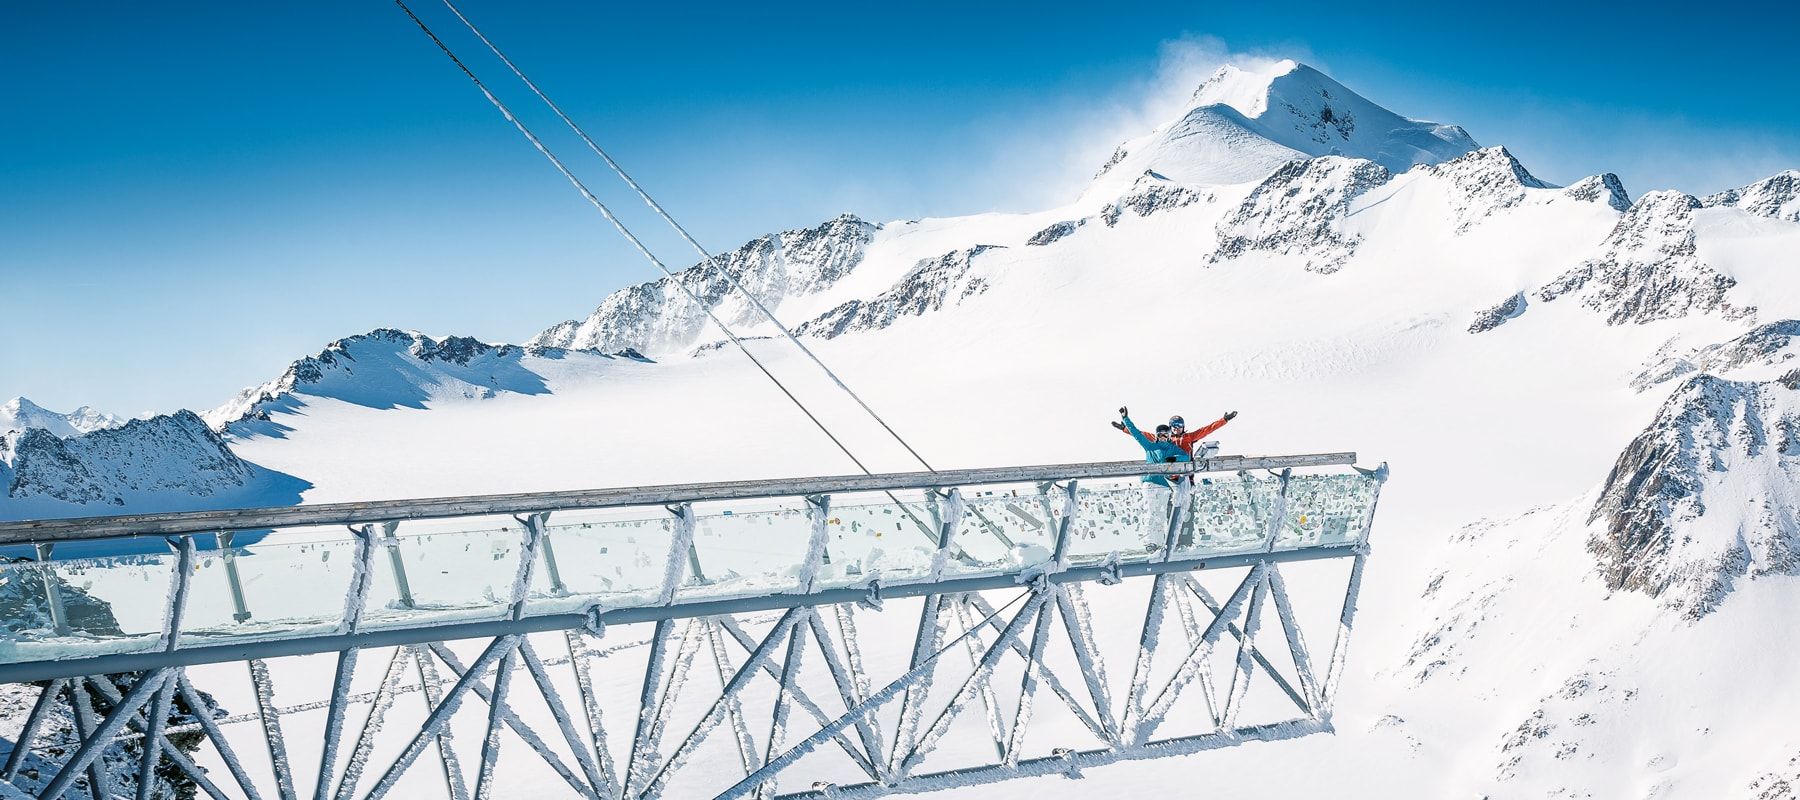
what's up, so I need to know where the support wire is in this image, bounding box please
[392,0,878,478]
[435,0,940,474]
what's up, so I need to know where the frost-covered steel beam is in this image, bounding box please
[0,453,1358,542]
[0,544,1362,684]
[4,553,1372,800]
[774,718,1330,800]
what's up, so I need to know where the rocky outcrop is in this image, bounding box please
[1099,175,1212,227]
[793,246,1000,340]
[531,214,880,354]
[1026,220,1083,246]
[1561,173,1632,212]
[1537,191,1752,325]
[1468,292,1528,333]
[1703,170,1800,223]
[1210,156,1391,273]
[1587,374,1800,618]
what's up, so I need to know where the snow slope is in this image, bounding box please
[10,59,1800,798]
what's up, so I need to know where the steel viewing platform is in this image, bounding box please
[0,452,1384,800]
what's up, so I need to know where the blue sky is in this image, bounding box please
[4,0,1797,416]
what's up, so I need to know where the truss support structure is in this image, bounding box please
[0,455,1383,800]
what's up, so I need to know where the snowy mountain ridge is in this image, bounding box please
[529,214,880,356]
[204,328,650,437]
[0,396,124,438]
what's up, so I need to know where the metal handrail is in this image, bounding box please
[0,452,1356,543]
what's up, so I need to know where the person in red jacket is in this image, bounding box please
[1113,409,1238,456]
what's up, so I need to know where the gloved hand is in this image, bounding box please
[1119,406,1129,417]
[1110,421,1126,431]
[1224,410,1238,421]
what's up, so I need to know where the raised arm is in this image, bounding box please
[1179,411,1237,446]
[1120,413,1155,448]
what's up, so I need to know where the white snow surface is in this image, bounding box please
[10,60,1800,798]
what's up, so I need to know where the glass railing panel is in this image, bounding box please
[0,548,174,662]
[527,508,677,614]
[359,515,526,629]
[813,491,942,589]
[676,500,814,602]
[942,487,1062,577]
[1064,483,1167,565]
[1273,473,1379,551]
[1180,473,1283,557]
[178,527,364,647]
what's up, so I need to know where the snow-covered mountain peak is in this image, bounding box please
[1087,60,1477,199]
[1588,372,1800,618]
[1412,146,1559,233]
[1561,173,1632,211]
[1702,169,1800,222]
[0,396,124,438]
[1423,145,1550,190]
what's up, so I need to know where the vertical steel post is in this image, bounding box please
[1262,468,1293,553]
[219,530,253,622]
[799,494,832,594]
[32,543,70,637]
[539,529,569,597]
[1047,480,1079,568]
[158,535,197,652]
[662,503,699,604]
[377,521,416,611]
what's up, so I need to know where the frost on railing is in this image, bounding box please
[0,467,1382,667]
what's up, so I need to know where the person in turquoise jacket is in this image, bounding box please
[1110,406,1189,486]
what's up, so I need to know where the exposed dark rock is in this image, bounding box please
[1469,292,1528,333]
[794,246,1000,340]
[1026,220,1083,246]
[1538,191,1752,325]
[1211,156,1391,273]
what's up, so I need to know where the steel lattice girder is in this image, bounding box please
[0,458,1382,798]
[0,553,1369,800]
